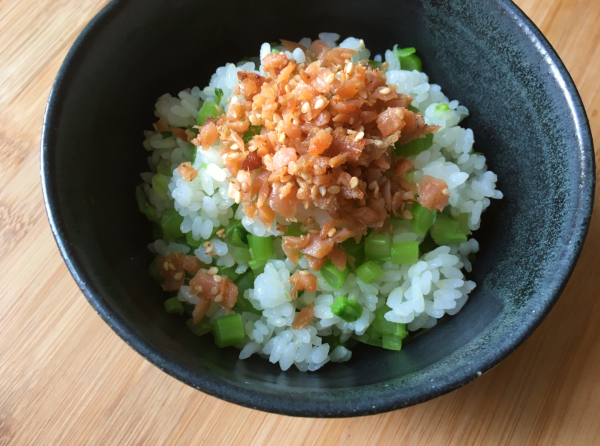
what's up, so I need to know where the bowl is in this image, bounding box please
[41,0,595,417]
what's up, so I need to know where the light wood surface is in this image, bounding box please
[1,0,599,444]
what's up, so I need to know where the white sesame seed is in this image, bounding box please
[208,266,218,275]
[213,275,223,282]
[230,143,238,150]
[379,87,391,95]
[327,186,340,194]
[314,98,325,109]
[350,177,359,188]
[278,133,286,143]
[354,131,364,141]
[327,228,337,237]
[301,102,310,114]
[210,287,218,295]
[326,73,335,84]
[173,272,183,280]
[214,294,223,303]
[319,186,327,196]
[403,210,413,220]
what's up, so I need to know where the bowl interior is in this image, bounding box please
[42,0,594,416]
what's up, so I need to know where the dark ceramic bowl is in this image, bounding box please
[41,0,594,417]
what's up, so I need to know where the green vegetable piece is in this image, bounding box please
[435,103,450,113]
[419,234,438,254]
[394,133,434,157]
[284,222,305,237]
[186,318,212,336]
[356,260,384,284]
[149,257,164,284]
[247,235,274,261]
[243,125,262,143]
[214,88,224,106]
[197,101,220,125]
[353,333,383,347]
[367,60,381,68]
[233,247,252,263]
[330,296,363,322]
[382,335,403,351]
[186,231,202,248]
[160,131,172,139]
[341,238,365,267]
[157,164,172,176]
[270,41,280,47]
[190,146,198,164]
[213,313,245,348]
[403,170,416,183]
[393,45,422,72]
[271,48,280,53]
[410,202,437,237]
[407,104,420,114]
[164,297,184,315]
[453,213,472,235]
[391,241,420,265]
[248,259,267,277]
[430,214,468,245]
[365,232,391,261]
[135,184,158,223]
[160,209,184,239]
[321,260,349,289]
[152,173,170,200]
[217,266,240,282]
[226,223,249,248]
[322,335,346,349]
[372,305,408,338]
[234,271,261,315]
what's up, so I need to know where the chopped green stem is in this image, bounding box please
[233,247,252,263]
[407,104,420,114]
[320,260,349,289]
[391,241,419,265]
[157,164,172,176]
[284,222,305,237]
[248,259,267,277]
[197,101,221,125]
[365,233,391,260]
[453,213,472,235]
[430,214,468,245]
[149,257,164,284]
[247,235,274,261]
[394,133,433,157]
[367,60,381,68]
[213,313,245,348]
[341,238,365,267]
[227,224,249,248]
[243,125,262,143]
[186,231,202,248]
[135,184,158,223]
[410,202,437,237]
[353,334,383,347]
[372,305,408,338]
[393,45,422,72]
[382,335,403,351]
[217,266,240,282]
[186,318,212,336]
[152,173,170,200]
[356,260,384,284]
[330,296,363,322]
[160,209,184,239]
[214,88,224,106]
[164,297,184,314]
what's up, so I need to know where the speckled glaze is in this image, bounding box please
[41,0,594,417]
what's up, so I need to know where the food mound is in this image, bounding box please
[136,33,502,372]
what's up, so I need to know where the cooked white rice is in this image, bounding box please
[140,33,502,372]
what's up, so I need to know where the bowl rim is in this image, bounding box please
[41,0,595,417]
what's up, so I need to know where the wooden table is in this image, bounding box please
[1,0,598,444]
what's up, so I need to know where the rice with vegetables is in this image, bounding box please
[136,33,502,372]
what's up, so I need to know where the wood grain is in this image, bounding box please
[0,0,598,444]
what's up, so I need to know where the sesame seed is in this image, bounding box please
[194,286,203,292]
[327,186,341,194]
[325,73,335,84]
[301,102,310,114]
[228,152,241,159]
[173,272,183,280]
[213,275,223,282]
[311,185,319,197]
[214,294,223,303]
[442,188,450,196]
[301,173,312,182]
[278,133,286,142]
[168,262,176,271]
[379,87,391,95]
[314,98,325,109]
[234,190,242,204]
[327,228,337,237]
[360,91,368,99]
[359,39,365,49]
[241,182,248,192]
[354,131,365,141]
[210,287,218,295]
[350,176,359,188]
[208,266,218,275]
[403,210,413,220]
[319,186,327,196]
[285,84,291,93]
[299,270,310,275]
[305,217,314,225]
[216,228,226,238]
[281,175,292,182]
[345,62,354,74]
[163,261,169,270]
[215,104,223,113]
[230,143,238,150]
